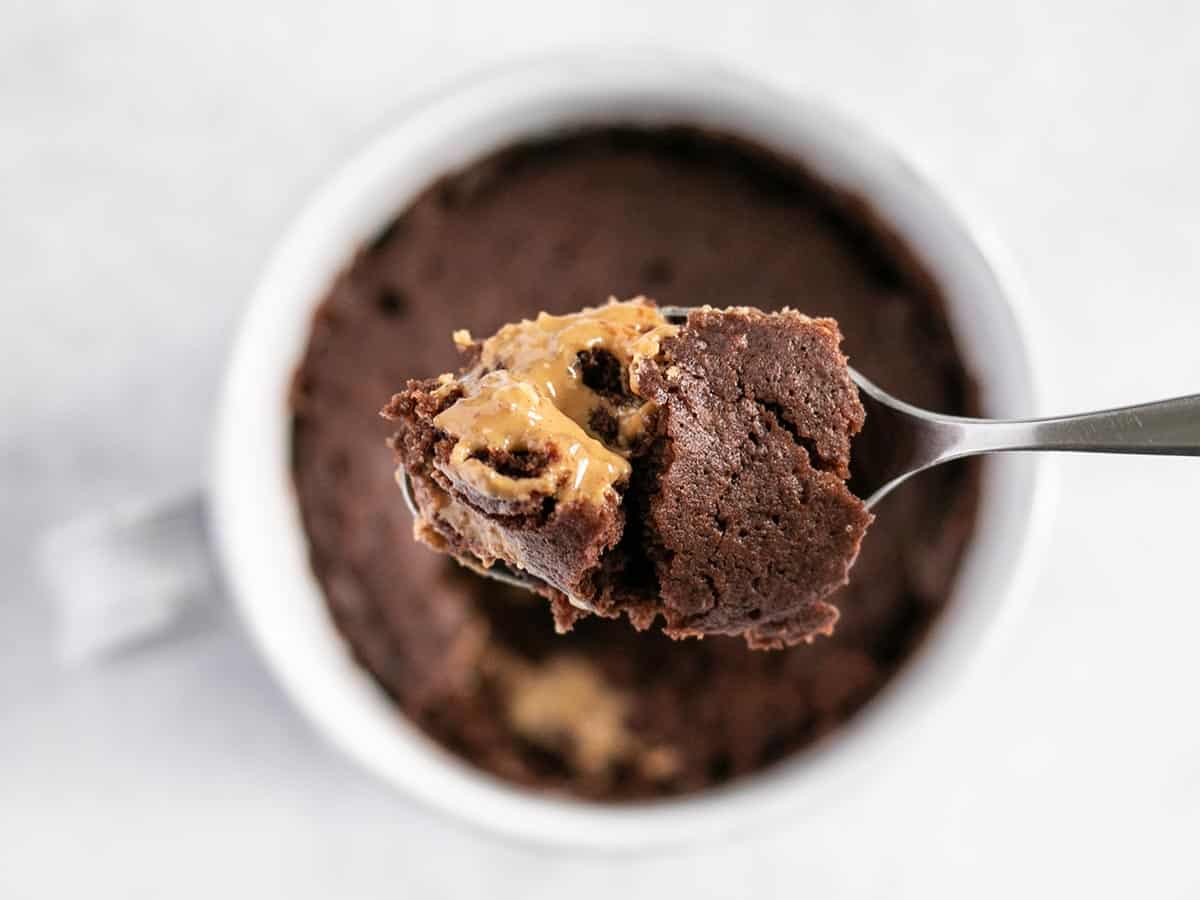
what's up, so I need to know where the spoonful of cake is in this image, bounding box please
[384,297,1200,649]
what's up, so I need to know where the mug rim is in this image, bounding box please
[211,50,1054,851]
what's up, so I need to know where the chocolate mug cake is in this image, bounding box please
[290,127,980,801]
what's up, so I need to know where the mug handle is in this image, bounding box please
[39,492,223,666]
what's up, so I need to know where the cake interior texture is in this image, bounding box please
[291,127,981,801]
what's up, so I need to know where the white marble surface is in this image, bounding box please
[4,1,1200,896]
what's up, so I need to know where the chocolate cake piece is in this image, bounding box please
[384,299,872,647]
[384,300,667,615]
[635,306,873,649]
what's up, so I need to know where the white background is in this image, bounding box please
[4,1,1200,896]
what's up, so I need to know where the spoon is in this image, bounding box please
[400,305,1200,591]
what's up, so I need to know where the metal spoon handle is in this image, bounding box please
[957,393,1200,457]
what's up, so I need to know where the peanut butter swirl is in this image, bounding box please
[432,298,677,506]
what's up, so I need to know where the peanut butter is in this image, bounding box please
[411,474,526,567]
[483,650,681,779]
[432,298,678,506]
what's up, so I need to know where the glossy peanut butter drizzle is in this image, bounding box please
[432,298,677,505]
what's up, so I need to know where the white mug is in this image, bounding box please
[210,51,1053,850]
